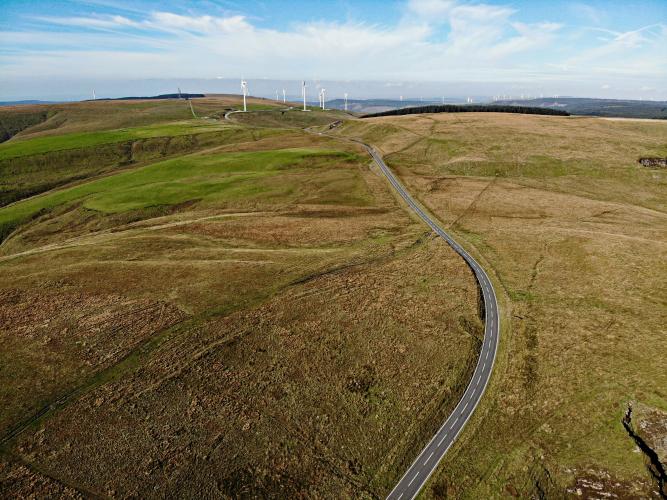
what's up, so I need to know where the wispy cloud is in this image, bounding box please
[1,0,666,99]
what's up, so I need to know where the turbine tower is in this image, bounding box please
[344,92,348,112]
[320,88,326,110]
[93,90,96,100]
[282,89,286,103]
[302,81,307,111]
[241,79,248,112]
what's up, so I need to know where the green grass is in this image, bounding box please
[0,121,232,159]
[0,148,362,238]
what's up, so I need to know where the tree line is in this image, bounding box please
[362,104,570,118]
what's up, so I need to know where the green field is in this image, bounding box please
[0,121,233,159]
[0,148,364,240]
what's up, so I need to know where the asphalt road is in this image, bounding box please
[362,146,500,500]
[225,110,500,498]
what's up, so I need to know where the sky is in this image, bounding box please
[1,0,666,101]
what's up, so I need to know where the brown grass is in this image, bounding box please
[336,112,667,497]
[0,111,482,497]
[12,237,481,497]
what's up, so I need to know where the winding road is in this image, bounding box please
[225,108,500,499]
[363,146,500,500]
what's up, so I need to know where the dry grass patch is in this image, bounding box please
[0,285,185,436]
[12,238,481,498]
[338,112,667,497]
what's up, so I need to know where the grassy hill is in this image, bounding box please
[1,98,665,498]
[0,97,290,207]
[332,112,667,497]
[0,98,482,497]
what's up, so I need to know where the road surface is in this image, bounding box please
[362,146,500,500]
[225,110,500,499]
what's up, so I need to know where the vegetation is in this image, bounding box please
[495,97,667,119]
[0,110,50,143]
[362,104,570,118]
[0,100,482,497]
[0,96,302,208]
[334,112,667,497]
[2,98,664,498]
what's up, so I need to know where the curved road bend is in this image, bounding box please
[362,146,500,500]
[224,111,500,499]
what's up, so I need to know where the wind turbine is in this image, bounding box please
[241,79,248,112]
[344,92,348,111]
[92,90,96,100]
[320,88,326,110]
[178,87,182,99]
[282,89,286,104]
[302,81,307,111]
[276,90,279,101]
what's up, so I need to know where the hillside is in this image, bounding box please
[0,97,482,497]
[494,97,667,119]
[326,97,667,120]
[332,112,667,497]
[1,99,665,498]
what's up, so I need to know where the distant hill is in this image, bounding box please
[93,93,205,101]
[493,97,667,119]
[327,98,444,114]
[0,100,59,107]
[362,104,569,118]
[325,97,667,119]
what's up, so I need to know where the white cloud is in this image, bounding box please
[569,3,604,25]
[407,0,456,19]
[148,12,251,33]
[2,0,665,96]
[33,14,141,30]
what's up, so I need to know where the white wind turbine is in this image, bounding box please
[92,90,96,100]
[282,89,286,104]
[241,79,248,112]
[320,88,326,110]
[344,92,348,111]
[302,81,307,111]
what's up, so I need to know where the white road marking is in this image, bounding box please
[397,494,403,500]
[360,141,500,500]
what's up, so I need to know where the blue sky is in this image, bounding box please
[1,0,666,100]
